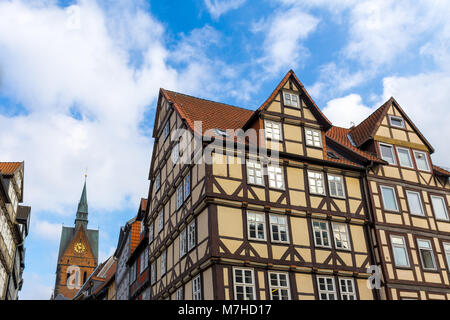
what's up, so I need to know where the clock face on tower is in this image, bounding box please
[74,242,86,254]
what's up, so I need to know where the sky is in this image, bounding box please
[0,0,450,299]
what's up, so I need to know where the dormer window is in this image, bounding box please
[283,92,300,108]
[389,116,405,128]
[264,120,282,141]
[213,128,229,137]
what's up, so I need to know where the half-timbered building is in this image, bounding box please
[347,98,450,300]
[145,70,381,300]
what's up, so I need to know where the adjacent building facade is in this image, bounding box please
[53,179,99,300]
[142,70,450,300]
[0,162,31,300]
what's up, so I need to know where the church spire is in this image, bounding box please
[75,175,88,229]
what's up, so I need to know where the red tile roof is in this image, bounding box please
[348,98,392,147]
[0,162,22,175]
[326,126,384,164]
[161,89,254,136]
[433,165,450,177]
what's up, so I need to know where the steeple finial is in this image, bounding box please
[75,175,89,229]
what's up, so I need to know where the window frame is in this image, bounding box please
[406,190,425,216]
[317,276,337,300]
[180,228,187,258]
[267,165,285,190]
[327,174,346,199]
[380,185,400,212]
[247,212,266,241]
[396,147,414,169]
[339,278,357,300]
[379,143,397,165]
[233,267,256,300]
[246,159,265,186]
[187,220,196,251]
[443,242,450,271]
[389,115,405,129]
[283,92,300,108]
[331,222,351,251]
[158,208,164,233]
[183,172,191,201]
[390,235,410,268]
[176,184,184,210]
[430,195,449,221]
[172,142,180,166]
[305,128,322,148]
[308,171,326,196]
[176,286,184,300]
[312,220,331,248]
[269,214,289,244]
[150,261,156,285]
[413,150,430,172]
[264,120,283,141]
[148,221,154,244]
[417,239,437,271]
[268,272,291,300]
[192,274,202,300]
[163,121,170,141]
[161,250,167,276]
[155,171,161,192]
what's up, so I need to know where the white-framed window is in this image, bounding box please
[176,286,184,300]
[188,220,196,251]
[264,120,282,141]
[380,186,399,212]
[305,128,322,148]
[413,150,430,172]
[192,275,202,300]
[269,272,290,300]
[158,208,164,232]
[396,147,413,168]
[184,172,191,200]
[443,243,450,270]
[380,143,396,165]
[431,195,449,221]
[269,215,289,243]
[417,239,437,270]
[283,92,300,108]
[332,222,351,250]
[180,228,187,257]
[267,165,284,190]
[312,220,330,248]
[308,171,326,195]
[163,121,170,140]
[233,268,256,300]
[328,174,345,198]
[176,184,184,209]
[144,247,149,270]
[247,212,266,241]
[149,222,154,244]
[161,250,167,275]
[140,251,145,274]
[389,115,405,128]
[150,261,156,284]
[339,278,356,300]
[317,276,337,300]
[246,159,264,186]
[172,143,180,166]
[406,191,425,216]
[155,171,161,192]
[390,235,410,268]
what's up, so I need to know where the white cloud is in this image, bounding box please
[381,73,450,166]
[204,0,246,19]
[33,220,62,241]
[255,5,319,74]
[322,94,373,128]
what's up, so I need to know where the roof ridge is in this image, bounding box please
[161,89,254,112]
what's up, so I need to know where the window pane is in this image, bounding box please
[406,191,424,216]
[380,145,395,164]
[397,148,412,167]
[414,151,429,171]
[431,196,449,220]
[381,187,398,211]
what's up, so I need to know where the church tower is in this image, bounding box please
[52,178,99,300]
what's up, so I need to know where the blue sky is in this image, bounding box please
[1,0,450,299]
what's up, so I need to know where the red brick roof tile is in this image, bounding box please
[0,162,22,175]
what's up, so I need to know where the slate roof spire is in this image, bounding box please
[75,175,88,229]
